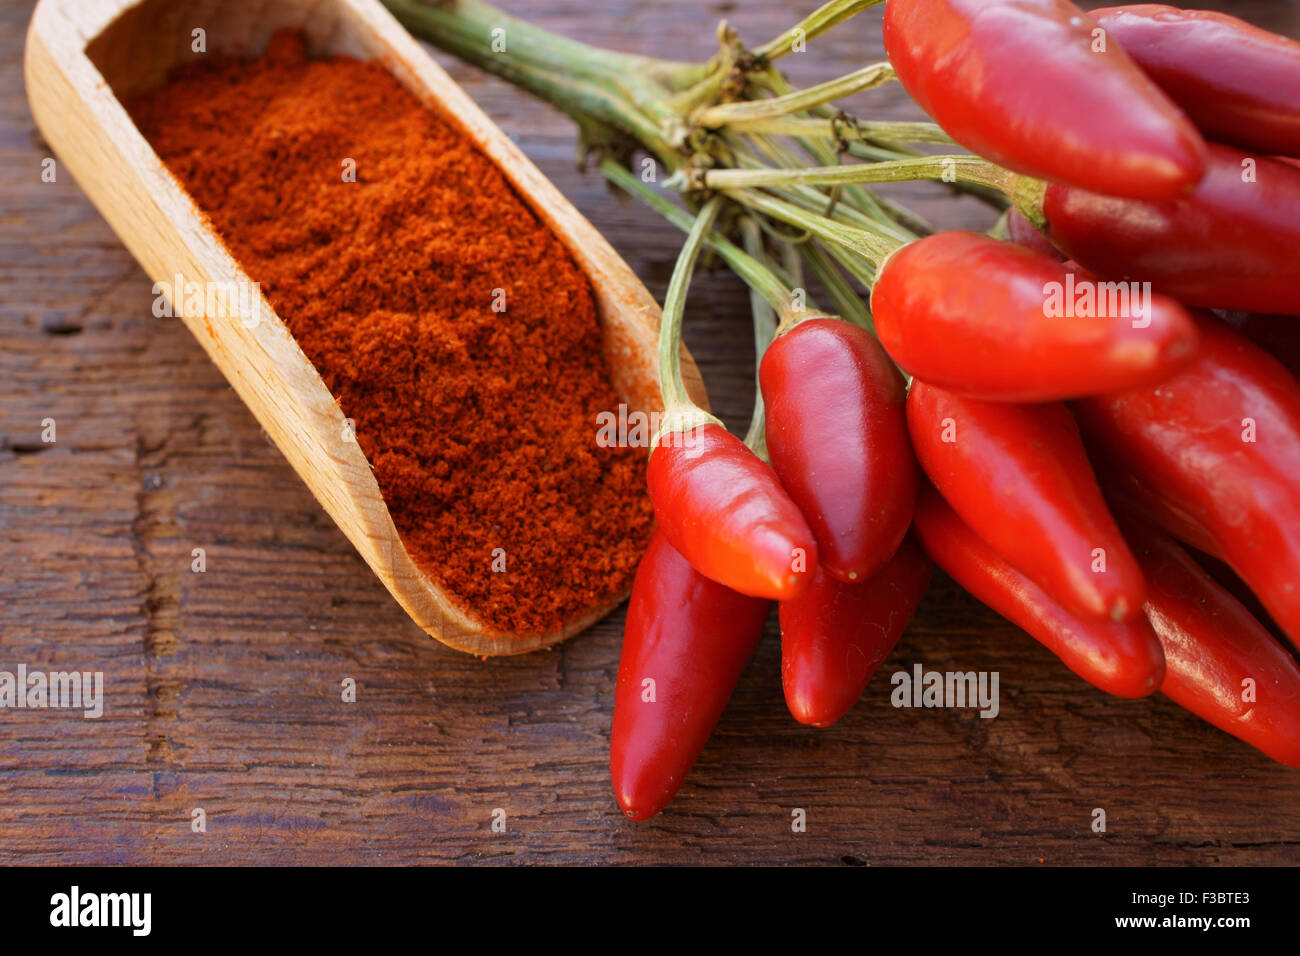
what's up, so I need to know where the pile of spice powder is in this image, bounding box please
[128,31,653,635]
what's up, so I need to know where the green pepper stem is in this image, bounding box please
[703,154,1017,193]
[1009,176,1050,231]
[382,0,701,165]
[988,210,1013,241]
[737,132,902,236]
[724,116,954,145]
[824,239,876,289]
[798,242,874,332]
[658,195,726,419]
[600,160,791,312]
[740,218,776,459]
[695,63,895,127]
[751,69,885,214]
[727,188,899,271]
[740,170,916,245]
[752,0,886,61]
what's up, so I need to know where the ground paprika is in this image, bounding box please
[128,31,652,636]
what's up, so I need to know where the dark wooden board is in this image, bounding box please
[2,0,1299,865]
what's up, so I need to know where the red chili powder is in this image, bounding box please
[128,30,652,635]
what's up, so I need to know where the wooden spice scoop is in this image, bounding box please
[25,0,706,656]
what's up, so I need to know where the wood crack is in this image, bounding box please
[131,429,181,777]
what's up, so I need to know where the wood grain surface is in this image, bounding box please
[3,0,1299,866]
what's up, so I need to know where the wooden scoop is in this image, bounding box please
[24,0,705,656]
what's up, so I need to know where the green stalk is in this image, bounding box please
[731,148,881,226]
[704,154,1017,193]
[989,210,1013,241]
[727,189,899,270]
[825,240,877,288]
[843,142,1014,211]
[753,68,943,192]
[695,63,894,127]
[739,132,901,235]
[726,116,954,144]
[668,0,886,114]
[740,218,776,458]
[846,140,922,162]
[757,175,917,245]
[754,70,901,227]
[382,0,700,164]
[799,243,874,332]
[869,192,935,238]
[658,196,726,422]
[753,0,886,61]
[780,241,804,294]
[600,160,790,312]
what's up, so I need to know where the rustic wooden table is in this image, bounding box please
[3,0,1299,866]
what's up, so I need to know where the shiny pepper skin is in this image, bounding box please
[1092,5,1300,158]
[908,382,1147,623]
[1040,143,1300,315]
[647,423,817,600]
[871,231,1198,402]
[882,0,1207,199]
[779,535,932,727]
[1005,207,1062,260]
[913,485,1165,698]
[1128,522,1300,768]
[1089,453,1225,562]
[761,318,917,583]
[610,531,772,820]
[1074,313,1300,652]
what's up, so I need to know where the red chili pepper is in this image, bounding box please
[779,535,932,727]
[913,484,1165,698]
[1037,143,1300,316]
[1089,452,1224,562]
[908,381,1146,622]
[610,531,772,820]
[1092,5,1300,159]
[1128,521,1300,768]
[870,231,1198,402]
[760,318,917,583]
[1090,434,1282,629]
[1172,546,1280,639]
[1073,313,1300,651]
[882,0,1206,199]
[647,423,816,600]
[1005,207,1062,260]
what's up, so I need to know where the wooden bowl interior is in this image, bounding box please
[86,0,372,97]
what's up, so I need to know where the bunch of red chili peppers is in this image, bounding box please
[609,1,1300,820]
[387,0,1300,819]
